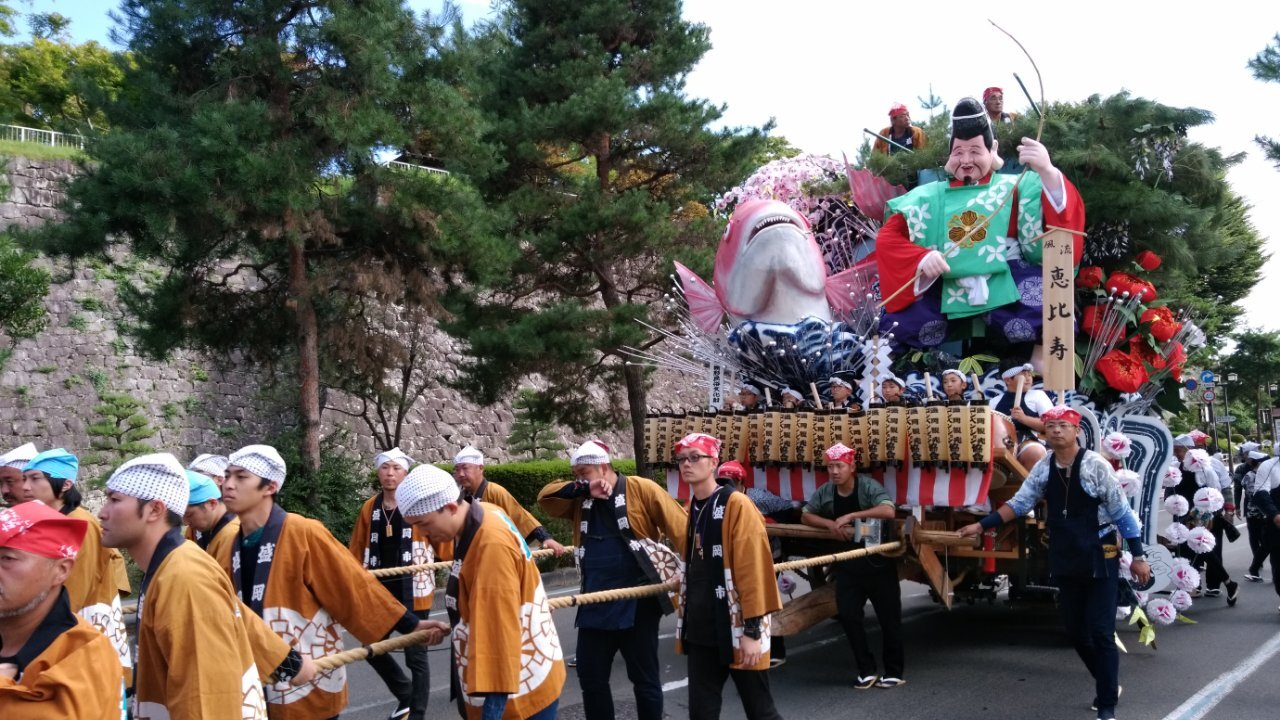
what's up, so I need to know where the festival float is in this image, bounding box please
[625,105,1207,642]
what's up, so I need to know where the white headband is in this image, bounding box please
[571,441,611,467]
[187,453,230,477]
[374,447,414,472]
[452,445,485,466]
[107,453,191,515]
[227,444,287,488]
[1001,364,1034,380]
[396,464,461,517]
[0,442,38,470]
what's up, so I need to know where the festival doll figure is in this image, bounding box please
[874,97,1085,352]
[941,369,969,403]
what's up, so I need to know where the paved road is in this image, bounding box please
[341,521,1280,720]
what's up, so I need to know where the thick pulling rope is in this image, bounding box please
[368,546,569,578]
[299,541,905,672]
[119,545,576,612]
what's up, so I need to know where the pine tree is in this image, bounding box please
[32,1,503,475]
[85,392,156,484]
[507,388,566,461]
[444,0,770,468]
[1250,34,1280,170]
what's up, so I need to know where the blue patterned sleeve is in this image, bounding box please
[1006,459,1049,516]
[1084,454,1142,540]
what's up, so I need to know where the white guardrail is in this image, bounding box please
[385,159,449,176]
[1,123,86,149]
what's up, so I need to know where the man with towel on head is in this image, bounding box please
[99,452,314,719]
[538,441,686,720]
[0,443,38,507]
[398,463,562,720]
[188,453,230,490]
[348,447,439,720]
[0,501,123,718]
[961,406,1149,720]
[453,445,567,556]
[217,444,438,720]
[184,469,240,558]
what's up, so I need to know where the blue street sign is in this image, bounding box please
[1184,379,1198,391]
[1200,370,1216,384]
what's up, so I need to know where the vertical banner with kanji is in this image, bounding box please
[1040,228,1076,394]
[708,364,727,410]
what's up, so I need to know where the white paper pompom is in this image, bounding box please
[1170,589,1194,611]
[778,573,798,596]
[1187,526,1216,554]
[1183,448,1210,473]
[1161,522,1188,545]
[1171,559,1200,591]
[1164,495,1190,517]
[1119,551,1133,579]
[1102,432,1133,459]
[1116,469,1142,498]
[1147,597,1178,625]
[1132,590,1149,607]
[1193,487,1224,514]
[1162,465,1183,488]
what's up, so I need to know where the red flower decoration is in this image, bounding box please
[1166,341,1187,382]
[1135,251,1162,271]
[1096,348,1149,393]
[1129,335,1166,371]
[1081,304,1125,338]
[1140,306,1182,343]
[1104,271,1158,302]
[1077,266,1104,289]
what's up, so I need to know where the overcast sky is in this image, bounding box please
[31,0,1280,334]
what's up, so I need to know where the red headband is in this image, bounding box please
[888,103,908,118]
[1040,406,1081,427]
[824,443,858,465]
[716,461,747,481]
[983,87,1003,101]
[675,433,721,458]
[0,501,87,560]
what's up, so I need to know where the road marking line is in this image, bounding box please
[1160,629,1280,720]
[663,678,689,691]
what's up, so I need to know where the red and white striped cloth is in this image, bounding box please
[666,460,993,508]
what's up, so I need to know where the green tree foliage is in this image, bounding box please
[32,1,503,477]
[0,232,48,339]
[85,392,156,483]
[443,0,770,466]
[1222,329,1280,440]
[0,13,130,133]
[507,388,566,460]
[1250,33,1280,170]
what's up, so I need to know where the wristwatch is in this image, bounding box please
[742,618,762,640]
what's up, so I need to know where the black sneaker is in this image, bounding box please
[1226,581,1240,607]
